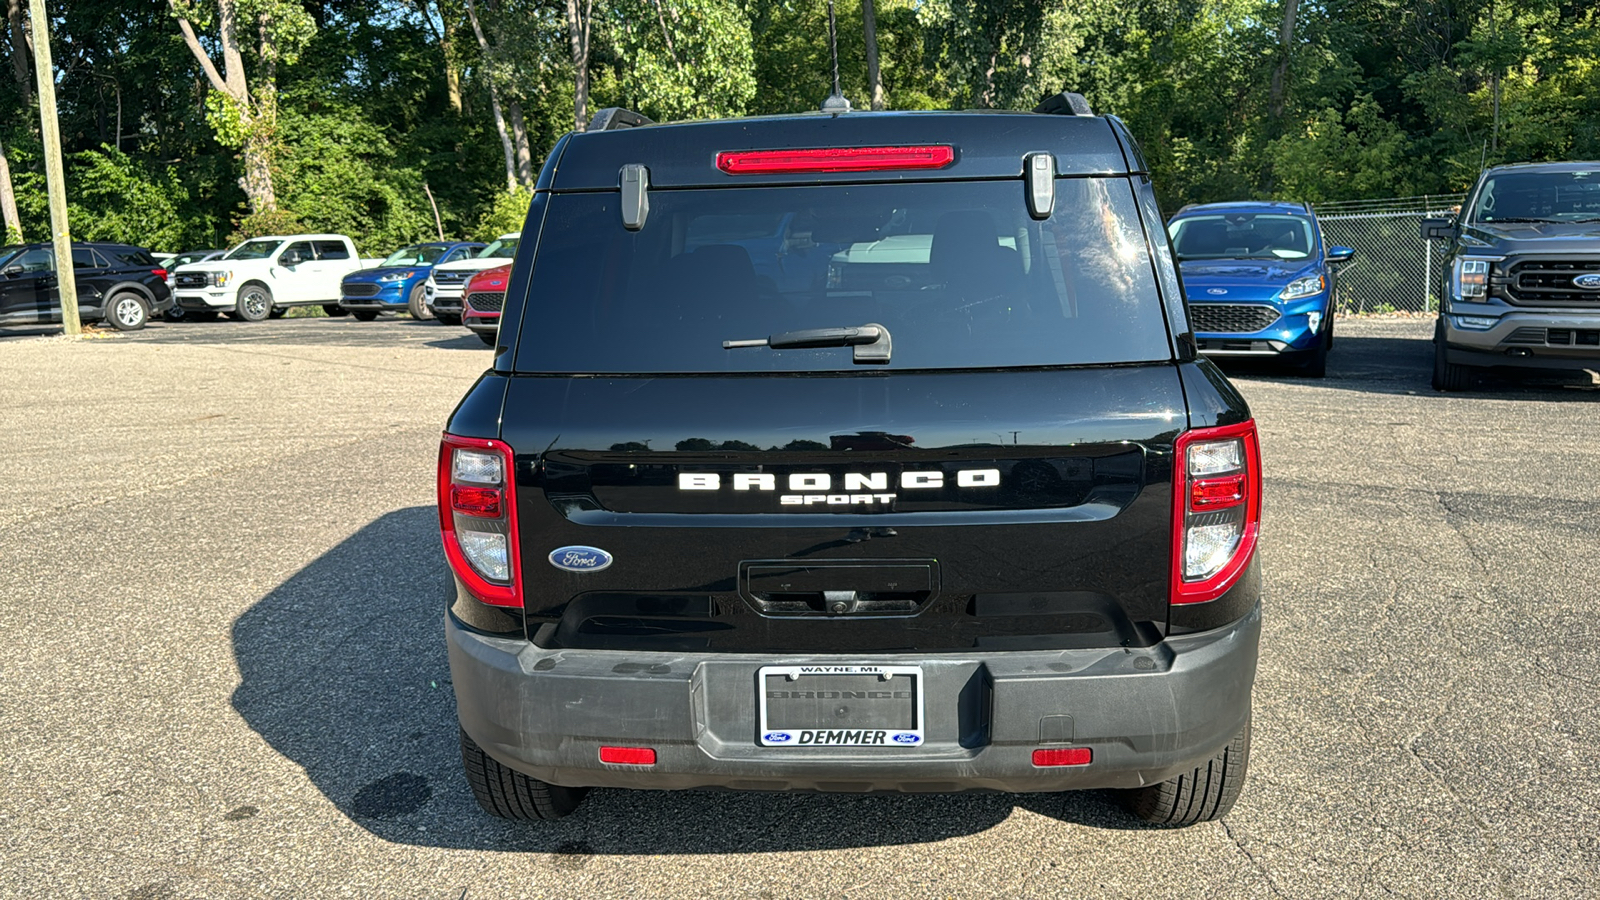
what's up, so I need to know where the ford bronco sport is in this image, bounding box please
[439,95,1264,827]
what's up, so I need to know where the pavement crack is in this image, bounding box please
[1220,820,1290,900]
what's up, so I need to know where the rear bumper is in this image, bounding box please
[448,601,1261,794]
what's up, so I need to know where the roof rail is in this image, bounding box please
[588,108,654,132]
[1034,90,1094,117]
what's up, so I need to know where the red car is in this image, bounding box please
[462,264,511,346]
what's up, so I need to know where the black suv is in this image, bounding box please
[0,241,173,331]
[1424,161,1600,390]
[440,96,1263,827]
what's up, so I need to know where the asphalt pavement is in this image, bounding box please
[0,315,1595,898]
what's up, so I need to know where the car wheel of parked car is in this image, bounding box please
[408,285,433,321]
[353,311,379,321]
[460,727,587,820]
[1294,329,1329,378]
[1121,715,1251,827]
[163,305,186,322]
[323,305,350,317]
[235,284,273,322]
[1431,319,1477,392]
[106,293,150,331]
[436,313,461,326]
[269,307,288,319]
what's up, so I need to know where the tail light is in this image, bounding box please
[152,268,167,280]
[438,434,521,607]
[1172,420,1261,604]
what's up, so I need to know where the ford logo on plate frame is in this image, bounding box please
[1573,273,1600,290]
[548,546,613,573]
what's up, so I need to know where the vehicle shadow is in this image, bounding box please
[1216,333,1600,399]
[231,507,1144,853]
[425,332,491,351]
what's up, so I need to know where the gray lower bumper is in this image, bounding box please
[448,602,1261,794]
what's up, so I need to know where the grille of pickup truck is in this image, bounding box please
[433,270,471,285]
[1188,304,1281,334]
[341,283,381,298]
[466,292,505,313]
[1505,260,1600,305]
[175,272,208,288]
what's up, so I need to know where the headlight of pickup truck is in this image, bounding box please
[1279,274,1325,300]
[212,271,232,288]
[1450,257,1500,301]
[378,270,415,283]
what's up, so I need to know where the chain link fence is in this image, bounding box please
[1312,195,1466,313]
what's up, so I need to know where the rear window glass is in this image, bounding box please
[514,179,1171,373]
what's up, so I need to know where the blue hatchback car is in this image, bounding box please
[1167,202,1353,376]
[340,241,486,320]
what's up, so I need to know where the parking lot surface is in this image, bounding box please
[1,316,1596,898]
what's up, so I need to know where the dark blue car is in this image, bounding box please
[1167,201,1353,376]
[340,241,486,321]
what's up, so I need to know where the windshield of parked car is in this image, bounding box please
[381,244,450,267]
[1470,170,1600,223]
[1169,214,1315,261]
[224,239,284,261]
[477,238,519,259]
[513,178,1173,373]
[0,245,21,269]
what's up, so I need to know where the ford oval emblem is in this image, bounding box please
[548,546,613,573]
[764,732,792,743]
[1206,288,1228,295]
[891,733,920,744]
[1573,273,1600,290]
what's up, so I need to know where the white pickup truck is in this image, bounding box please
[170,234,380,321]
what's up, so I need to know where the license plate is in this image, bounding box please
[757,665,924,747]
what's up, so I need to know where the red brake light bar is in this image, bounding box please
[717,145,955,175]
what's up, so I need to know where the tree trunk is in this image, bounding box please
[507,98,534,188]
[0,136,21,243]
[863,0,884,110]
[442,28,462,113]
[565,0,591,131]
[169,0,279,215]
[6,0,29,105]
[1268,0,1298,121]
[464,0,519,191]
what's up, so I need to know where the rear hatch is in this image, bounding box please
[501,150,1185,654]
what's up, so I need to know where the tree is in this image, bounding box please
[166,0,315,217]
[0,137,20,242]
[862,0,883,110]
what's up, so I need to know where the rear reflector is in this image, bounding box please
[449,485,503,518]
[717,145,955,175]
[1032,747,1092,767]
[599,746,656,765]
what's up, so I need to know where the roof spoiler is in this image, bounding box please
[1034,90,1094,117]
[588,107,654,132]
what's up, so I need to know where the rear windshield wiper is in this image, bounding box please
[724,323,892,364]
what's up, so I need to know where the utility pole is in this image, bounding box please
[29,0,79,335]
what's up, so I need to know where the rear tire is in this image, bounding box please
[408,284,433,320]
[353,311,379,322]
[436,312,461,326]
[1432,319,1477,391]
[460,727,588,820]
[107,293,150,331]
[235,284,273,322]
[1121,715,1251,827]
[323,304,350,317]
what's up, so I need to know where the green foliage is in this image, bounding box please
[271,105,436,253]
[66,147,207,249]
[231,208,305,242]
[474,190,533,241]
[10,0,1600,255]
